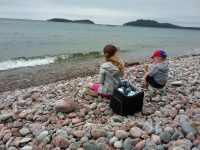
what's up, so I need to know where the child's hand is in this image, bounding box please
[144,64,149,72]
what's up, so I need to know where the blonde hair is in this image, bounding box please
[103,44,125,75]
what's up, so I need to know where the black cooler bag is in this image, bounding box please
[110,83,144,116]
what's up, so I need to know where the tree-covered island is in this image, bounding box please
[123,19,200,30]
[47,18,95,24]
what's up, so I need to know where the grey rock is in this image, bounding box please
[21,146,33,150]
[89,103,97,110]
[181,122,197,135]
[0,145,5,150]
[0,103,5,110]
[115,130,128,139]
[0,95,6,99]
[96,137,108,145]
[175,115,189,122]
[69,141,82,150]
[29,123,46,137]
[111,115,124,123]
[193,114,200,121]
[196,108,200,114]
[144,141,156,149]
[130,127,143,138]
[20,138,32,144]
[36,130,49,142]
[114,141,123,149]
[56,130,68,138]
[8,147,18,150]
[171,132,180,140]
[83,142,102,150]
[159,132,171,143]
[143,123,154,134]
[57,112,65,119]
[123,138,133,149]
[170,81,183,86]
[81,136,89,143]
[164,127,174,135]
[19,128,30,136]
[0,113,13,122]
[109,136,118,145]
[155,124,162,135]
[192,148,200,150]
[155,145,164,150]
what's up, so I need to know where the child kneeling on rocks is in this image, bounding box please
[144,50,169,89]
[86,44,125,97]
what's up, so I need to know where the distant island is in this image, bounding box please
[47,18,95,24]
[123,19,200,30]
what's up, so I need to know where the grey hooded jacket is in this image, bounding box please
[98,62,122,95]
[148,63,169,85]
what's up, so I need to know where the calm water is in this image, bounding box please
[0,18,200,70]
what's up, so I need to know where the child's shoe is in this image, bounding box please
[85,87,98,97]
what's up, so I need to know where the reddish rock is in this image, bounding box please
[73,130,85,137]
[130,127,143,138]
[193,140,200,147]
[170,139,192,149]
[170,108,178,118]
[135,140,145,150]
[52,136,70,148]
[61,119,70,126]
[181,99,188,105]
[13,120,23,128]
[43,144,54,150]
[151,134,161,144]
[154,111,162,117]
[186,132,195,141]
[18,112,28,119]
[142,107,152,115]
[3,132,12,143]
[26,113,34,121]
[56,120,65,125]
[11,128,19,134]
[31,93,40,101]
[72,118,81,124]
[68,112,77,118]
[79,109,87,117]
[55,98,75,113]
[13,138,21,147]
[100,116,108,124]
[91,129,107,139]
[85,95,93,100]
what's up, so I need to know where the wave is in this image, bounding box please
[0,51,103,71]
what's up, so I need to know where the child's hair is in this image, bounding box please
[161,56,166,61]
[151,50,167,61]
[103,44,125,75]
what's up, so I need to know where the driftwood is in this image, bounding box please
[125,61,140,67]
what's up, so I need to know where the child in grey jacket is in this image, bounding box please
[87,44,125,97]
[144,50,169,89]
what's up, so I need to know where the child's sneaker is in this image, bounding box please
[85,87,98,97]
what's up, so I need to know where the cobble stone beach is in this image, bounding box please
[0,54,200,150]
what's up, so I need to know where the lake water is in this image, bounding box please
[0,18,200,70]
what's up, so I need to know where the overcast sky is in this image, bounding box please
[0,0,200,27]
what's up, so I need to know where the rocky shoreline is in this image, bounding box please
[0,55,200,150]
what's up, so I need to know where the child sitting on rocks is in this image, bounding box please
[86,44,125,97]
[144,50,169,90]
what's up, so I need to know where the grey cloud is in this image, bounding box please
[0,0,199,26]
